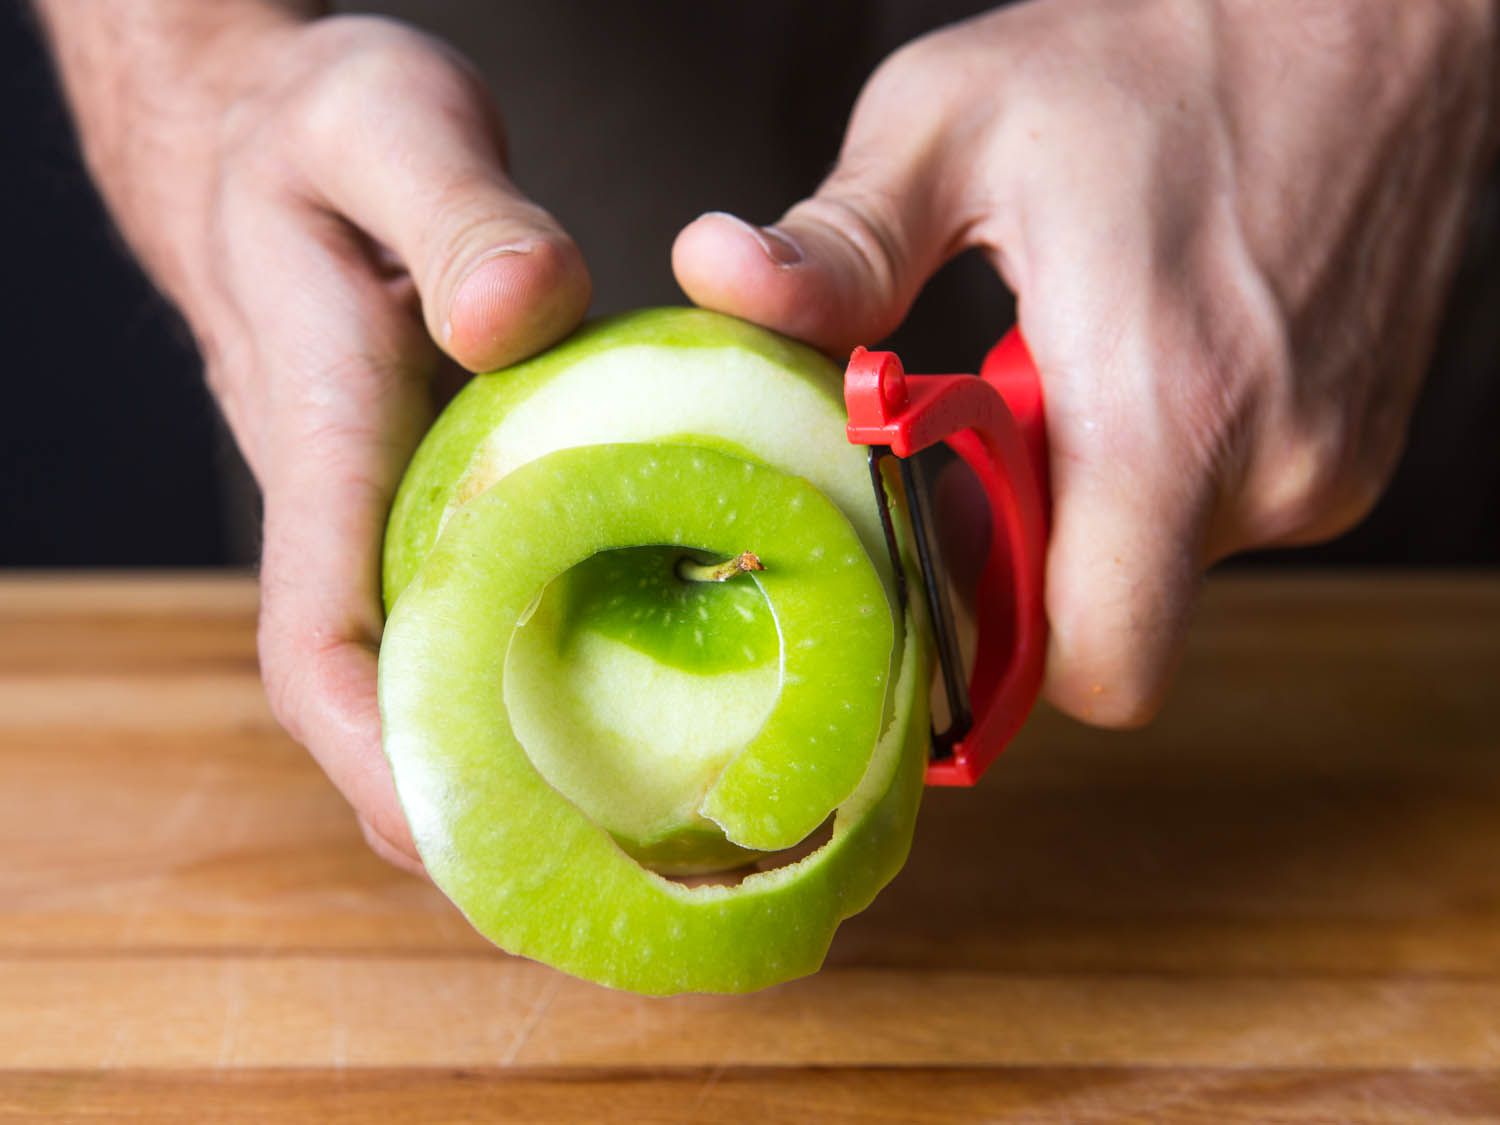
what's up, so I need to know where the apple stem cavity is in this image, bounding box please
[677,551,765,584]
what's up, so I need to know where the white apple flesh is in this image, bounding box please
[379,308,930,994]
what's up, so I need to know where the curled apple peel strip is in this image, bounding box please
[380,441,926,993]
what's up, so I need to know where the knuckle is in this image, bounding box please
[359,814,418,871]
[254,571,316,742]
[846,32,987,180]
[1247,415,1391,544]
[417,180,538,291]
[357,813,390,850]
[1046,555,1196,733]
[868,31,942,89]
[255,623,307,741]
[1318,449,1396,540]
[291,20,485,150]
[1061,298,1268,501]
[256,600,375,749]
[1255,431,1343,535]
[253,576,330,745]
[864,23,977,115]
[791,188,913,326]
[1091,686,1167,731]
[1049,641,1174,731]
[1181,293,1406,551]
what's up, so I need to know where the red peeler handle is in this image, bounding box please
[845,329,1050,786]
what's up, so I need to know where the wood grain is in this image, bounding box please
[4,1067,1499,1124]
[1,572,1497,1121]
[3,958,1499,1070]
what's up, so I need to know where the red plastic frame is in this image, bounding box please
[845,329,1050,786]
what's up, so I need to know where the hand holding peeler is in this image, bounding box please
[844,329,1049,787]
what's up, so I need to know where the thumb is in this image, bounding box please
[298,48,591,371]
[674,156,958,355]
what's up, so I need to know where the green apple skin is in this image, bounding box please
[379,307,931,994]
[382,308,896,611]
[399,442,898,854]
[381,443,929,993]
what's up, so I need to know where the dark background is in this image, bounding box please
[3,2,1496,568]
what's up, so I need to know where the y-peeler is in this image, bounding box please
[844,329,1050,787]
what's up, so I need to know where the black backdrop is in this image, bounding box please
[3,3,1496,568]
[2,3,231,565]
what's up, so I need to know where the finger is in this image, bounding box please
[228,201,436,867]
[297,43,590,371]
[360,816,426,877]
[1033,325,1219,729]
[672,88,966,353]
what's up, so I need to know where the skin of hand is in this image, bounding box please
[36,0,591,870]
[675,0,1499,728]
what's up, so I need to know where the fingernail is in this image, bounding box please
[702,211,803,267]
[444,244,536,343]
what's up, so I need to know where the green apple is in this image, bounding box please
[379,307,930,994]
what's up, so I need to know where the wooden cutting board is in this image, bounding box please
[1,573,1497,1122]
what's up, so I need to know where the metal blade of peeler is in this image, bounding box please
[866,445,974,760]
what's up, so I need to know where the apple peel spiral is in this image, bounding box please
[379,308,930,994]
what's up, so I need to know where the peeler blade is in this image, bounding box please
[866,445,973,760]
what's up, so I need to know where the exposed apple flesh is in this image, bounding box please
[555,546,779,674]
[382,442,927,992]
[379,308,930,994]
[505,546,779,873]
[383,310,896,606]
[457,442,896,854]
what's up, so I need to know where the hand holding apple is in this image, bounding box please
[36,0,591,866]
[675,0,1499,727]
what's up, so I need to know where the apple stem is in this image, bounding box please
[677,551,765,583]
